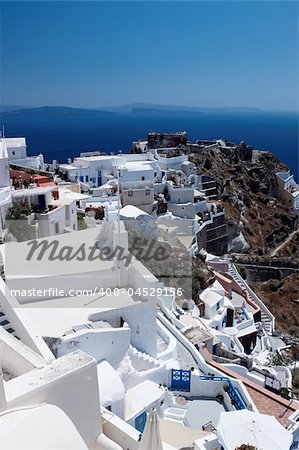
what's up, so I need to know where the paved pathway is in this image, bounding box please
[270,228,299,257]
[176,339,200,372]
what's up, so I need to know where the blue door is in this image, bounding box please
[135,411,147,433]
[79,176,84,182]
[97,171,102,187]
[37,194,46,211]
[171,369,191,391]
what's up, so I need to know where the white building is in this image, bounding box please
[0,326,158,450]
[59,153,162,189]
[0,140,12,236]
[10,186,78,238]
[276,171,299,215]
[59,154,124,186]
[4,137,45,170]
[0,140,10,189]
[198,279,258,357]
[152,148,188,171]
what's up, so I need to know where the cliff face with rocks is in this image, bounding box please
[190,147,298,256]
[250,272,299,339]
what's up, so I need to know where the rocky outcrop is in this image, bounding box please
[190,148,298,256]
[251,273,299,338]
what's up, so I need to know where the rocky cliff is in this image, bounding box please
[190,147,298,256]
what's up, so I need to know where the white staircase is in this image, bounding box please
[128,346,162,372]
[260,310,272,333]
[0,311,16,336]
[228,262,274,334]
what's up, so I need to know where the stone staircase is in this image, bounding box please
[1,263,5,281]
[228,262,273,334]
[0,310,17,337]
[260,310,272,334]
[0,264,17,337]
[128,346,162,372]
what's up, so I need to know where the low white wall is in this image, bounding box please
[194,434,220,450]
[158,312,223,376]
[89,301,158,358]
[158,311,256,410]
[190,376,224,397]
[156,319,178,361]
[223,364,265,388]
[51,327,131,369]
[101,408,139,450]
[0,279,54,361]
[0,328,45,377]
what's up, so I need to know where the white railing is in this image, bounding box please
[0,187,11,207]
[157,310,256,411]
[229,263,275,332]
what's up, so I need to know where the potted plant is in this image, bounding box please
[235,445,257,450]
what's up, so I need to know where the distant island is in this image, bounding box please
[1,106,115,118]
[0,103,263,117]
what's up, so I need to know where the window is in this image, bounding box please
[154,172,157,177]
[141,176,145,181]
[145,189,150,196]
[85,176,89,182]
[128,190,133,197]
[216,301,220,310]
[12,151,15,155]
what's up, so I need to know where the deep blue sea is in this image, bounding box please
[2,111,298,180]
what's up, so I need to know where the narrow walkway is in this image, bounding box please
[201,346,299,426]
[227,262,273,333]
[270,228,299,257]
[176,339,200,372]
[252,200,265,254]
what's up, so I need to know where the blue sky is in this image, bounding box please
[1,1,298,110]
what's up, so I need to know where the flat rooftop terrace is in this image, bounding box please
[160,419,208,449]
[16,288,144,336]
[184,397,227,428]
[4,227,116,278]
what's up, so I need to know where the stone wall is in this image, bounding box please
[197,214,228,255]
[147,132,187,149]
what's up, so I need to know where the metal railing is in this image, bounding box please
[198,375,247,410]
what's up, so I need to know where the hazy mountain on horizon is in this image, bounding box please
[0,103,263,116]
[1,105,115,117]
[99,102,262,113]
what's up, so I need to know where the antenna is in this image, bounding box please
[116,167,121,288]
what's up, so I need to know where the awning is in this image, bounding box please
[216,410,292,450]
